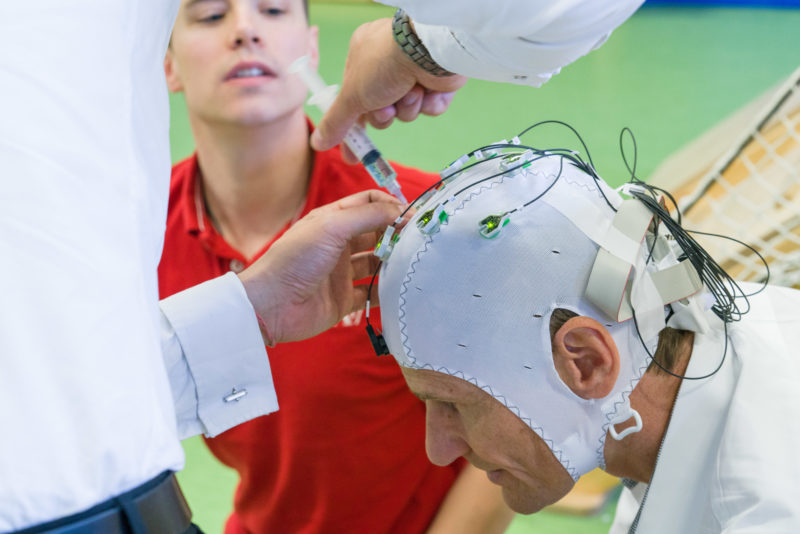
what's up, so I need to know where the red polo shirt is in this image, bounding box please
[159,143,463,534]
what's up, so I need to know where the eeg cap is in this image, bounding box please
[378,153,706,479]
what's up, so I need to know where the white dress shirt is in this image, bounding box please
[0,2,277,530]
[382,0,644,86]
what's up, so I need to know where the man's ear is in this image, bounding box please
[164,48,184,94]
[552,316,619,399]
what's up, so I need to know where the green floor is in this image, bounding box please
[170,3,800,532]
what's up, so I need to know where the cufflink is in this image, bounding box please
[224,387,248,403]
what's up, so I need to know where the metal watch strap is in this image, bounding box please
[391,9,454,77]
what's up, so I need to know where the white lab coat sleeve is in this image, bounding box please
[381,0,644,86]
[160,272,279,439]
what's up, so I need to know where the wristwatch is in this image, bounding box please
[391,9,454,77]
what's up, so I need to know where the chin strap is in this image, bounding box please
[608,406,643,441]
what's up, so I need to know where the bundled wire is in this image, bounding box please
[617,127,769,379]
[393,119,619,222]
[617,127,769,323]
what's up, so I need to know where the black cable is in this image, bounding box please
[403,119,621,216]
[632,309,729,381]
[397,142,546,220]
[626,185,754,324]
[516,120,618,212]
[518,120,599,173]
[685,228,771,297]
[619,127,639,182]
[519,156,564,210]
[364,261,382,332]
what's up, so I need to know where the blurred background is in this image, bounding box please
[169,1,800,532]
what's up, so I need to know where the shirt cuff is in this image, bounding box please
[160,272,279,438]
[413,23,556,86]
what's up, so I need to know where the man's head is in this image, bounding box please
[376,145,705,512]
[399,308,625,513]
[165,0,317,127]
[399,311,690,513]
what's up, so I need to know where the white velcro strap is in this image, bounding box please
[628,258,666,339]
[543,183,643,264]
[650,260,703,305]
[606,199,654,260]
[586,250,634,321]
[585,199,654,321]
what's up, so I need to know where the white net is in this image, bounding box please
[673,66,800,287]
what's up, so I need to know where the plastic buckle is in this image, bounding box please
[608,407,643,441]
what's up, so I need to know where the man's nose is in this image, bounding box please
[231,11,262,48]
[425,401,469,466]
[233,33,260,47]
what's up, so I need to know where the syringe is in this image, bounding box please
[289,56,407,204]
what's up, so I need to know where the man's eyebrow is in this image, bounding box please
[410,389,456,403]
[184,0,224,8]
[411,391,433,401]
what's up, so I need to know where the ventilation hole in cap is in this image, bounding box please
[551,249,560,254]
[472,294,482,298]
[457,343,468,348]
[523,364,533,370]
[533,313,543,318]
[415,286,423,292]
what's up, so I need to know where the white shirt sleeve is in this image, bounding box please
[382,0,644,86]
[160,272,279,439]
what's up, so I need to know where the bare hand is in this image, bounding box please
[310,18,467,156]
[238,190,404,345]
